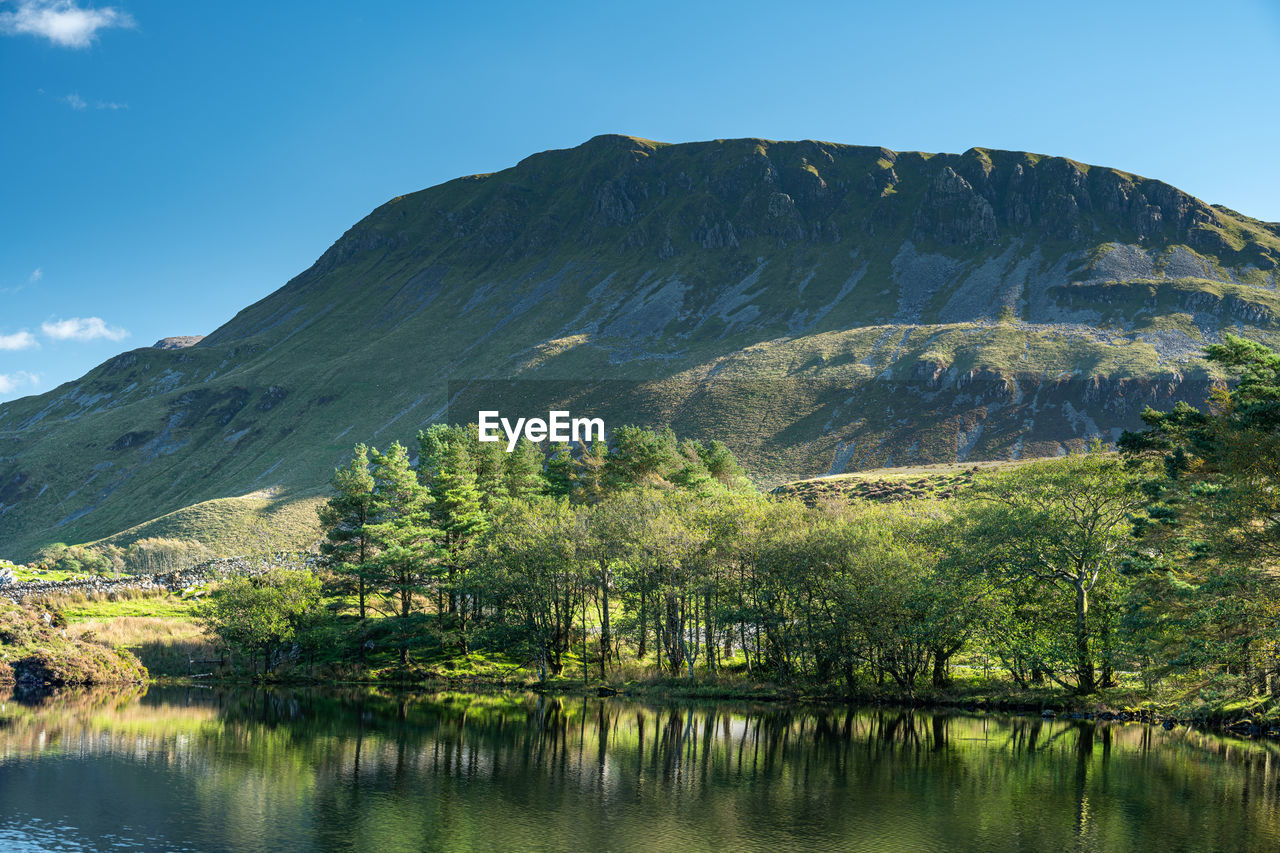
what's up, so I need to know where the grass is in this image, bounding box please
[775,458,1031,503]
[67,614,215,679]
[90,489,326,556]
[10,566,93,583]
[55,590,203,623]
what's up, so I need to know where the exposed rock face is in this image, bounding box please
[153,336,205,349]
[0,135,1278,558]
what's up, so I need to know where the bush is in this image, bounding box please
[13,645,145,687]
[199,567,323,675]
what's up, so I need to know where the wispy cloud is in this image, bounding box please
[0,268,43,295]
[0,1,135,49]
[0,371,40,394]
[42,316,128,342]
[0,330,38,351]
[57,92,128,110]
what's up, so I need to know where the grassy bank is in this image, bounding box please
[0,599,146,687]
[10,586,1279,732]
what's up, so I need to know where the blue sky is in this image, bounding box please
[2,0,1278,402]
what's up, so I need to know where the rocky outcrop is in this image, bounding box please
[153,336,206,349]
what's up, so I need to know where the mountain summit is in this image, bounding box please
[3,135,1279,557]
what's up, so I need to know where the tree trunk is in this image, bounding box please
[638,588,648,659]
[599,564,611,679]
[705,591,716,676]
[1075,581,1095,694]
[931,649,951,688]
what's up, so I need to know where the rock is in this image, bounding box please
[152,335,205,349]
[0,554,313,605]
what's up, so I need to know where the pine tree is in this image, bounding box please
[367,442,441,666]
[416,423,458,490]
[432,439,488,653]
[470,433,510,510]
[317,444,377,620]
[544,442,577,499]
[505,436,546,502]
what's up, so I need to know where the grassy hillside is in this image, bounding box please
[88,489,326,556]
[2,135,1279,559]
[772,459,1029,503]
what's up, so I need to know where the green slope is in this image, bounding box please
[2,135,1279,559]
[88,489,326,556]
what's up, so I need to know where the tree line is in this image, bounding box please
[202,335,1280,702]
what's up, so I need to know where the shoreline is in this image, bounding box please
[124,672,1280,736]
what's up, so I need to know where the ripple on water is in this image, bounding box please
[0,815,195,852]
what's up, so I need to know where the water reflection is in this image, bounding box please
[1,686,1278,852]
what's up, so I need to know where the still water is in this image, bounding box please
[0,686,1277,852]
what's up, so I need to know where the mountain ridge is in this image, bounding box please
[2,134,1279,559]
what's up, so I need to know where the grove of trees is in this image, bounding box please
[196,335,1280,704]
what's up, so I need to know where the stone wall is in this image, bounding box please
[0,555,311,604]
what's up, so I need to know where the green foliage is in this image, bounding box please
[366,442,442,664]
[199,567,323,674]
[317,444,378,618]
[33,542,122,576]
[945,449,1148,694]
[1120,334,1280,699]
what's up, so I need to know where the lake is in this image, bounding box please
[1,686,1277,851]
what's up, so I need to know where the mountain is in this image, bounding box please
[2,134,1279,559]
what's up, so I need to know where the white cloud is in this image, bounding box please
[0,371,39,394]
[0,1,135,48]
[58,92,129,111]
[29,267,42,283]
[42,316,128,342]
[0,330,38,351]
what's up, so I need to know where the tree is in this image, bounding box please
[1121,333,1280,563]
[948,449,1147,694]
[200,568,322,676]
[431,438,487,653]
[1119,334,1280,696]
[367,442,441,666]
[504,436,545,502]
[479,497,589,679]
[604,425,679,491]
[317,444,377,620]
[544,442,576,499]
